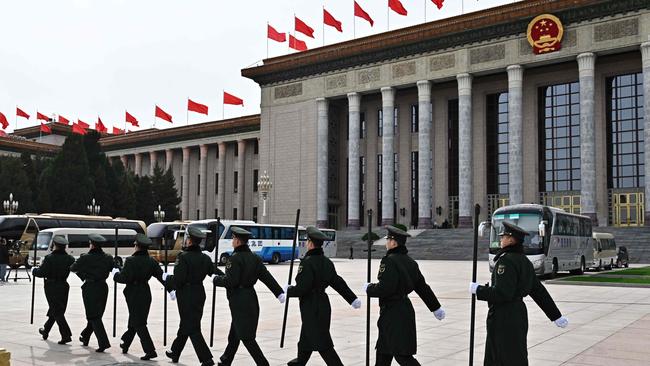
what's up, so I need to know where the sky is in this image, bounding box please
[0,0,514,133]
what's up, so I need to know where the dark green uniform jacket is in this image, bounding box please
[70,248,114,320]
[367,245,441,356]
[476,244,562,366]
[33,249,76,318]
[113,250,164,328]
[213,245,283,341]
[286,247,357,352]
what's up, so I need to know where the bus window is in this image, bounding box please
[68,234,90,248]
[298,230,308,241]
[35,218,58,231]
[35,232,52,250]
[25,218,39,250]
[259,226,272,240]
[58,219,82,228]
[0,217,28,239]
[281,227,295,240]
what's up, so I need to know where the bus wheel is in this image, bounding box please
[219,253,229,266]
[570,257,585,275]
[606,259,613,270]
[270,252,281,265]
[616,259,622,268]
[595,260,602,272]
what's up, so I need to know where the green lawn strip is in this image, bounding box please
[604,267,650,276]
[561,276,650,285]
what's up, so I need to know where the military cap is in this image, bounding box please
[134,233,152,247]
[385,225,411,245]
[52,235,68,247]
[306,226,328,243]
[498,220,529,242]
[88,233,107,244]
[187,226,206,239]
[230,226,252,238]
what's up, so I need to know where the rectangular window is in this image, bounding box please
[234,171,238,193]
[196,210,200,220]
[197,174,201,195]
[360,112,366,139]
[180,176,183,196]
[411,151,419,227]
[253,169,259,192]
[486,93,509,195]
[216,146,219,159]
[253,139,259,154]
[377,154,383,225]
[448,99,459,197]
[215,173,219,195]
[394,153,398,203]
[233,208,237,219]
[253,207,258,222]
[411,105,418,133]
[214,209,218,219]
[394,107,399,135]
[360,155,366,227]
[234,143,238,157]
[378,109,383,137]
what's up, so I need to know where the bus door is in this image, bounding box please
[22,217,40,265]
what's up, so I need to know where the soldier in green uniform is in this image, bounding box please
[164,226,215,366]
[286,226,361,366]
[469,220,569,366]
[32,235,76,344]
[213,226,285,366]
[69,233,115,352]
[112,233,165,361]
[364,225,446,366]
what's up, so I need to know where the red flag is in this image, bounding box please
[289,34,308,51]
[40,123,51,134]
[37,112,50,121]
[16,107,30,119]
[324,9,343,32]
[155,105,173,123]
[96,117,107,133]
[267,24,286,43]
[58,115,70,125]
[354,1,374,26]
[295,16,315,39]
[112,126,124,135]
[223,92,244,106]
[77,119,89,129]
[188,99,209,115]
[0,112,8,129]
[0,130,7,138]
[72,123,87,135]
[125,111,139,127]
[431,0,444,10]
[389,0,408,16]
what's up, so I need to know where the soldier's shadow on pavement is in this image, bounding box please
[33,340,121,365]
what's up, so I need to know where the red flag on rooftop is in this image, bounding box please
[113,126,124,135]
[0,130,7,138]
[389,0,408,16]
[295,16,315,38]
[77,119,89,129]
[0,112,9,129]
[72,123,87,135]
[267,24,286,43]
[354,1,374,26]
[96,117,107,133]
[37,112,49,121]
[324,9,343,32]
[223,92,244,106]
[431,0,444,10]
[188,99,209,115]
[289,34,308,51]
[16,107,30,119]
[58,115,70,125]
[155,105,173,123]
[40,123,51,134]
[125,111,139,127]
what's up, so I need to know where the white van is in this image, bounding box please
[38,228,138,265]
[591,232,618,271]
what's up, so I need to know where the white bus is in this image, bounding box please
[297,227,337,258]
[37,228,138,266]
[482,204,593,278]
[591,232,617,271]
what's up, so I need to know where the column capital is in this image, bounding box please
[641,42,650,60]
[416,80,432,100]
[456,73,473,95]
[316,97,329,109]
[381,87,395,106]
[347,92,361,111]
[199,144,208,156]
[507,65,524,84]
[577,52,596,71]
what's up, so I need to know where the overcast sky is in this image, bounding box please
[0,0,513,133]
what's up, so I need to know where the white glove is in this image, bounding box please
[282,284,289,294]
[554,316,568,328]
[362,282,370,293]
[469,282,479,295]
[351,298,362,309]
[169,290,176,301]
[434,307,446,321]
[111,268,120,277]
[162,272,170,282]
[278,293,286,304]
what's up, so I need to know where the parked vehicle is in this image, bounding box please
[591,232,617,271]
[616,246,630,268]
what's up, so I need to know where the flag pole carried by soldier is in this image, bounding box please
[363,225,446,366]
[469,220,569,366]
[212,226,285,366]
[69,233,115,353]
[112,233,165,361]
[164,226,215,366]
[32,235,76,345]
[285,226,362,366]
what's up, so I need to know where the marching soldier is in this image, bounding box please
[70,233,115,352]
[469,220,568,366]
[112,233,164,361]
[364,225,446,366]
[164,226,215,366]
[32,235,76,344]
[213,226,285,366]
[286,226,361,366]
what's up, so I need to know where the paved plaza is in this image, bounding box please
[1,259,649,365]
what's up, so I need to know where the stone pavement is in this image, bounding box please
[1,260,649,365]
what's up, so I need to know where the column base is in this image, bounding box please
[582,212,598,227]
[417,217,433,229]
[316,220,328,229]
[346,220,360,230]
[381,218,395,226]
[457,216,473,228]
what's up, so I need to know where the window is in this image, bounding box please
[214,209,218,219]
[378,109,383,137]
[607,72,645,189]
[486,92,509,195]
[234,171,238,193]
[233,208,238,219]
[197,174,201,195]
[448,99,459,196]
[411,151,419,227]
[360,112,366,139]
[234,143,238,157]
[253,139,259,155]
[411,105,418,133]
[253,169,259,192]
[377,154,383,225]
[394,107,399,135]
[253,207,258,222]
[360,155,366,227]
[539,82,581,192]
[215,173,219,195]
[196,210,200,220]
[216,146,219,159]
[180,176,183,196]
[394,153,398,204]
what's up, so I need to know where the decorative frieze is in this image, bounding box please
[358,68,381,84]
[392,61,416,78]
[594,18,638,42]
[470,44,505,65]
[429,54,455,71]
[326,74,347,90]
[274,83,303,99]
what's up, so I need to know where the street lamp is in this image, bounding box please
[3,193,19,214]
[154,205,165,223]
[87,198,100,216]
[257,171,272,223]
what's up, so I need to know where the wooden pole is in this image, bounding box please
[280,209,301,348]
[469,204,481,365]
[209,217,221,347]
[29,225,38,324]
[365,209,373,366]
[112,227,118,337]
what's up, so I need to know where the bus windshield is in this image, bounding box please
[490,212,544,255]
[35,232,52,250]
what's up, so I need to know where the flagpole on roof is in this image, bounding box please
[322,6,325,47]
[222,90,225,121]
[124,110,127,135]
[186,97,189,126]
[387,0,390,31]
[14,105,17,131]
[266,21,269,59]
[424,0,427,23]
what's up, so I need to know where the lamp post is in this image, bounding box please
[87,198,100,216]
[3,193,19,214]
[257,171,273,224]
[154,205,165,223]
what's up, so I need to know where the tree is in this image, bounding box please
[0,156,35,213]
[135,175,155,224]
[92,161,114,217]
[151,165,181,221]
[45,135,93,213]
[110,159,136,219]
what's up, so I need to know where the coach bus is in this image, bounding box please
[38,228,138,265]
[146,221,190,264]
[481,204,593,278]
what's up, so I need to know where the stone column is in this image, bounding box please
[237,140,246,220]
[316,98,329,228]
[120,155,128,170]
[381,87,395,226]
[199,144,208,219]
[347,92,361,229]
[578,53,597,225]
[134,153,142,176]
[641,43,650,225]
[181,147,190,220]
[507,65,524,205]
[217,142,226,219]
[457,73,473,227]
[165,149,173,172]
[417,80,433,228]
[149,150,157,176]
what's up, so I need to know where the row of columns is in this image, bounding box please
[642,42,650,225]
